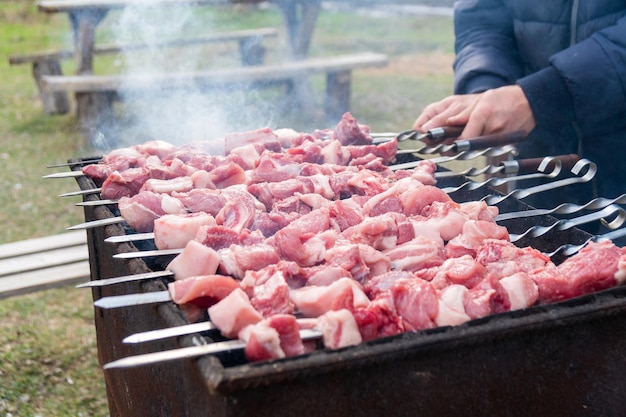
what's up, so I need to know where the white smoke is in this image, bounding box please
[107,3,287,148]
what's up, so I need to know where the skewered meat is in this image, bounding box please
[168,274,240,308]
[317,309,363,349]
[166,240,220,280]
[530,240,626,302]
[240,314,307,361]
[85,112,626,363]
[208,288,263,339]
[154,212,216,250]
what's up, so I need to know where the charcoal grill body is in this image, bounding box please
[73,161,626,417]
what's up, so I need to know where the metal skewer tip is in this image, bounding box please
[66,216,126,230]
[59,188,102,197]
[42,171,86,179]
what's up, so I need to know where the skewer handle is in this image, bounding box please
[428,125,464,141]
[455,130,528,152]
[505,154,581,175]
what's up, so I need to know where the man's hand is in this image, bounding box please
[413,85,536,143]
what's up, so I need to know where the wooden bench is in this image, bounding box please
[0,231,90,299]
[40,52,388,143]
[9,27,279,115]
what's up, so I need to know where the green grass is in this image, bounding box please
[0,2,454,415]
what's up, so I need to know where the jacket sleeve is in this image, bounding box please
[518,15,626,134]
[453,0,524,94]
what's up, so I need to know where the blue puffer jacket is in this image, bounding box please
[453,0,626,208]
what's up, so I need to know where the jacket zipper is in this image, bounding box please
[570,0,580,45]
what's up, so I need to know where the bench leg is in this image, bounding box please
[325,70,351,125]
[75,92,117,148]
[32,61,70,115]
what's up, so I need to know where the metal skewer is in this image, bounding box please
[390,145,519,171]
[104,232,155,243]
[112,248,182,259]
[47,157,102,168]
[67,216,126,230]
[482,159,596,206]
[508,205,626,243]
[495,192,626,221]
[103,329,323,370]
[544,227,626,258]
[396,130,527,156]
[440,155,566,194]
[77,199,119,206]
[123,321,218,344]
[76,270,174,288]
[59,187,102,197]
[42,170,86,179]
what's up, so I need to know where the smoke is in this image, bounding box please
[107,3,287,148]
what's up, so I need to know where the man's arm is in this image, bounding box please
[453,0,523,94]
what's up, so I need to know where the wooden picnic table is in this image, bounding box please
[35,0,323,75]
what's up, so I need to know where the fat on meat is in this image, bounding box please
[317,309,363,350]
[289,277,370,318]
[469,274,511,314]
[153,212,216,250]
[445,219,510,259]
[172,188,225,216]
[476,239,552,279]
[189,169,217,190]
[118,191,186,232]
[384,235,445,272]
[134,140,178,159]
[421,255,487,290]
[248,269,295,317]
[101,167,151,200]
[208,161,247,189]
[341,213,400,251]
[194,224,264,251]
[412,201,468,242]
[345,169,389,197]
[319,137,351,165]
[250,153,303,184]
[240,314,306,361]
[274,128,311,148]
[328,199,364,232]
[224,127,280,153]
[325,243,392,284]
[499,272,539,310]
[401,185,452,217]
[214,187,261,234]
[285,139,324,164]
[218,243,281,280]
[228,143,266,170]
[168,274,240,309]
[364,271,417,297]
[353,291,404,341]
[166,240,221,280]
[304,265,353,286]
[208,288,263,339]
[435,284,471,327]
[270,208,331,266]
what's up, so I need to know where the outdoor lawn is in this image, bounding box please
[0,1,454,415]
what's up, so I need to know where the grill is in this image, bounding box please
[65,136,626,417]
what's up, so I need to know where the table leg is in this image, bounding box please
[68,9,107,75]
[272,0,321,59]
